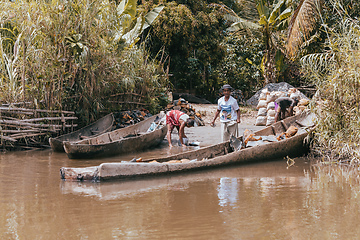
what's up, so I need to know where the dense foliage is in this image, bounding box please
[301,0,360,163]
[0,0,169,125]
[217,32,264,100]
[143,1,229,102]
[1,0,360,140]
[144,0,307,102]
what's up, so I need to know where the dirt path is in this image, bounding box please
[175,104,265,147]
[190,104,258,125]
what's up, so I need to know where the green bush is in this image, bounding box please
[0,0,169,126]
[301,11,360,163]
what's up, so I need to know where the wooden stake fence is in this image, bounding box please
[0,104,78,150]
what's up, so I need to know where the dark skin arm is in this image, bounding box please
[236,109,241,123]
[275,110,281,122]
[211,109,221,126]
[288,106,295,116]
[275,105,295,123]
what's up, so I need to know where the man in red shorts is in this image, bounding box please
[166,110,195,147]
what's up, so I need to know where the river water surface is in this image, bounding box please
[1,138,360,239]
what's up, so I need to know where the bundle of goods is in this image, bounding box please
[112,110,152,130]
[293,98,310,115]
[255,88,309,126]
[165,98,205,126]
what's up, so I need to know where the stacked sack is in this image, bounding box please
[293,98,310,115]
[255,88,309,126]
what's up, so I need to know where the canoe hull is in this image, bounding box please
[50,139,68,153]
[49,113,114,152]
[63,126,167,159]
[98,131,309,180]
[63,114,167,159]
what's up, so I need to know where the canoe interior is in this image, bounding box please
[49,113,114,151]
[72,114,163,145]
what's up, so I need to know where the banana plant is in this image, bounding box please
[224,0,293,83]
[114,0,164,48]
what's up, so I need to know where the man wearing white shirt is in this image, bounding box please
[211,84,241,142]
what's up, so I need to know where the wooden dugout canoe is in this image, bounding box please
[60,160,309,200]
[49,113,115,152]
[63,113,167,159]
[60,110,316,181]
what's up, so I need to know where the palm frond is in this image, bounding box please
[224,14,242,23]
[143,6,164,30]
[300,52,337,77]
[210,3,260,33]
[226,17,261,32]
[286,0,322,59]
[236,0,258,21]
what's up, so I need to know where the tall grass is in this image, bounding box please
[301,1,360,164]
[0,0,169,125]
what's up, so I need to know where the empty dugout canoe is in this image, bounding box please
[63,113,167,159]
[49,113,114,152]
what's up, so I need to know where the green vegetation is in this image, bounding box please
[217,32,264,100]
[1,0,360,165]
[225,0,293,84]
[300,0,360,164]
[0,0,311,123]
[144,1,228,101]
[0,0,168,125]
[144,0,307,102]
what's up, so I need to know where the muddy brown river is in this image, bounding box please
[1,127,360,239]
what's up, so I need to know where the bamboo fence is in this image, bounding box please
[0,103,77,150]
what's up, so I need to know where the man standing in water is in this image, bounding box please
[211,84,241,142]
[166,109,195,148]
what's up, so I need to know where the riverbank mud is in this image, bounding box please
[177,104,264,147]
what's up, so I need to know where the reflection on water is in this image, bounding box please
[218,178,238,207]
[1,148,360,239]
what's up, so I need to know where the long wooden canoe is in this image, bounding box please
[63,113,167,159]
[49,113,115,152]
[60,110,316,181]
[60,159,310,200]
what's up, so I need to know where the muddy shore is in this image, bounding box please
[173,104,265,147]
